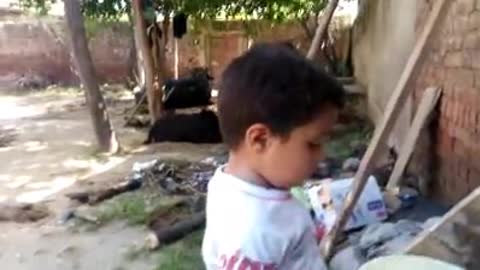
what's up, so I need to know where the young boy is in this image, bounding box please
[202,43,345,270]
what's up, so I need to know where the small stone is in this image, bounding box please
[329,246,364,270]
[359,223,397,250]
[57,209,76,225]
[360,220,422,259]
[342,157,360,172]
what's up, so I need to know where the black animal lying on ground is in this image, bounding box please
[144,110,222,144]
[162,68,213,110]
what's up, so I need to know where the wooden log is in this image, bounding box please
[66,179,142,205]
[321,0,450,259]
[146,211,205,250]
[385,87,441,191]
[405,187,480,269]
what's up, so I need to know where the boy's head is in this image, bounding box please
[218,43,345,188]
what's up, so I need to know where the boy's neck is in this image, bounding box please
[225,151,278,189]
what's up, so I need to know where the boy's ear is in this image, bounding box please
[245,123,272,152]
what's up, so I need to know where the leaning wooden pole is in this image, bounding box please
[306,0,339,60]
[321,0,450,259]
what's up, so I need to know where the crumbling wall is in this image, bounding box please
[0,13,310,88]
[0,16,132,86]
[409,0,480,205]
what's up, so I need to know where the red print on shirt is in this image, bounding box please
[220,251,277,270]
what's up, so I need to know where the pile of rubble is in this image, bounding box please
[129,156,224,194]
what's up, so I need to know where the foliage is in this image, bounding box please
[17,0,328,22]
[154,230,204,270]
[93,192,188,226]
[15,0,57,15]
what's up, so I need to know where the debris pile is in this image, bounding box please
[67,156,223,207]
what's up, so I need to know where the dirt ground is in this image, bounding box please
[0,88,221,270]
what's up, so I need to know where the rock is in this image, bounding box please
[57,209,76,225]
[366,233,416,257]
[359,220,422,259]
[360,222,398,250]
[330,246,364,270]
[342,157,361,172]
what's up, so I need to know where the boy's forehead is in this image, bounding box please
[297,109,339,135]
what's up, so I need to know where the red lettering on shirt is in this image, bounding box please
[220,251,277,270]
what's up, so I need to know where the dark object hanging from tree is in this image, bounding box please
[173,13,188,38]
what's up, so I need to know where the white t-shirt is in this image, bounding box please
[202,167,328,270]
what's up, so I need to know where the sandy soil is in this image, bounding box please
[0,89,221,270]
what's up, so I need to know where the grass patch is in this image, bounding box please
[34,86,83,97]
[154,230,204,270]
[325,123,373,161]
[94,192,187,226]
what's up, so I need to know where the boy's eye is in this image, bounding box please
[308,141,323,149]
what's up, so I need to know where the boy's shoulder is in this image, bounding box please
[203,170,326,269]
[206,168,314,237]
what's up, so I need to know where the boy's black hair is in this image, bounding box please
[218,42,346,149]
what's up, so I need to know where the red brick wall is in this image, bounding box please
[410,0,480,204]
[0,16,311,87]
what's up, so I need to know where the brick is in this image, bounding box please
[448,68,476,89]
[446,36,464,51]
[468,12,480,30]
[468,168,480,190]
[456,0,476,14]
[453,16,471,34]
[472,50,480,69]
[464,32,480,49]
[444,51,464,67]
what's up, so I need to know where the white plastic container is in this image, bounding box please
[307,176,387,231]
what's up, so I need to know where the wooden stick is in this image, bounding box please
[146,211,205,250]
[386,87,442,191]
[125,89,147,124]
[404,187,480,267]
[307,0,339,60]
[321,0,450,259]
[66,179,142,205]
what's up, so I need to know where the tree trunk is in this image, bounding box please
[174,38,179,79]
[162,13,170,48]
[64,0,119,153]
[306,0,340,60]
[132,0,161,124]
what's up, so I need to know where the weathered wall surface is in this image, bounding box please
[357,0,480,205]
[352,0,417,151]
[0,15,133,86]
[409,0,480,205]
[0,12,309,88]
